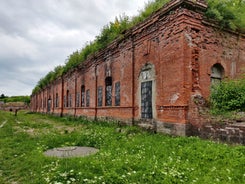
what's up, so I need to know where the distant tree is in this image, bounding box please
[4,96,30,104]
[0,94,5,99]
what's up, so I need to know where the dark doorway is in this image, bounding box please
[47,99,51,112]
[141,81,153,119]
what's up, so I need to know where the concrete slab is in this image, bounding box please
[0,120,7,128]
[44,146,99,158]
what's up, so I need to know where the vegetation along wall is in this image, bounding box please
[31,0,245,136]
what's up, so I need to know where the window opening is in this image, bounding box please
[115,82,120,106]
[98,86,103,107]
[66,90,69,107]
[47,98,51,112]
[55,93,59,108]
[69,94,72,107]
[86,89,90,107]
[66,90,72,107]
[81,85,85,107]
[76,92,80,107]
[105,77,112,106]
[63,96,66,107]
[141,81,153,119]
[211,64,224,86]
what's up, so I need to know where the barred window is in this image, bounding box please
[76,92,80,107]
[68,94,72,107]
[98,86,103,107]
[115,82,120,106]
[141,81,153,119]
[105,77,112,106]
[81,85,85,107]
[63,96,66,107]
[86,89,90,107]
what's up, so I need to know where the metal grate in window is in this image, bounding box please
[81,86,85,107]
[76,93,80,107]
[141,81,153,119]
[105,77,112,106]
[115,82,120,106]
[98,86,103,107]
[86,89,90,107]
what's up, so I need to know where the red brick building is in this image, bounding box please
[30,0,245,136]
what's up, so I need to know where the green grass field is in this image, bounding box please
[0,110,244,184]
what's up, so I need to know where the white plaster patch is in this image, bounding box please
[44,146,99,158]
[185,32,194,47]
[170,93,180,104]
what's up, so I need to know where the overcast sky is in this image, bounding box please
[0,0,149,96]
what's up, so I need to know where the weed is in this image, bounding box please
[0,110,244,184]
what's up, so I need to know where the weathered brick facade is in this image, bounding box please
[31,0,245,136]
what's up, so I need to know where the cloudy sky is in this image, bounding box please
[0,0,149,96]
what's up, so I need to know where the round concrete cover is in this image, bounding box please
[44,146,99,158]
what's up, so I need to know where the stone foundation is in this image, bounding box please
[191,122,245,145]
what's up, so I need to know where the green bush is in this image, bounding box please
[206,0,245,32]
[1,95,30,104]
[210,77,245,113]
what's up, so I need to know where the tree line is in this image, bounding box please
[0,94,30,104]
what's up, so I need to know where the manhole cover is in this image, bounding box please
[44,146,99,158]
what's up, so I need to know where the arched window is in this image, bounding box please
[105,77,112,106]
[81,85,85,107]
[211,64,224,85]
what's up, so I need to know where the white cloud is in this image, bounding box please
[0,0,147,96]
[0,33,39,60]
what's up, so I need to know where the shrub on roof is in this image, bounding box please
[32,0,245,95]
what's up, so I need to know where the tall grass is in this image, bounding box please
[0,110,244,183]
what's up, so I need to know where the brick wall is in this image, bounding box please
[30,0,245,137]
